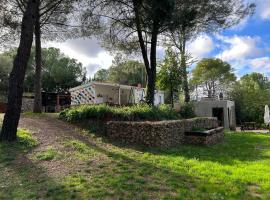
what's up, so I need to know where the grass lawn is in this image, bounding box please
[0,114,270,199]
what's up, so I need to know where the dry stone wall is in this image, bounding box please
[185,127,224,145]
[106,117,221,147]
[21,98,34,112]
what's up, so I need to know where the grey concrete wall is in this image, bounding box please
[194,99,236,130]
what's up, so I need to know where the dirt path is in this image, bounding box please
[18,115,105,177]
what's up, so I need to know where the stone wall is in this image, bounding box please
[21,98,34,113]
[0,98,34,113]
[106,117,220,147]
[185,127,224,145]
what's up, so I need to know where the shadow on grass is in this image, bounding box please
[56,133,245,199]
[80,120,270,165]
[16,116,268,199]
[55,122,267,199]
[144,133,270,165]
[0,133,88,200]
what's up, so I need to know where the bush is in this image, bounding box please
[179,102,196,119]
[59,104,180,122]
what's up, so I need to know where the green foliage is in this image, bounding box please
[16,129,38,149]
[108,60,147,87]
[92,69,109,82]
[157,47,182,106]
[59,104,179,122]
[0,54,13,93]
[191,58,236,98]
[93,60,147,87]
[0,129,38,151]
[35,148,58,161]
[230,73,270,124]
[179,102,196,119]
[0,47,86,93]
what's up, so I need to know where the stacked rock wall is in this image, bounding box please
[21,98,34,112]
[106,117,221,147]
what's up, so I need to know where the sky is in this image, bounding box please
[47,0,270,78]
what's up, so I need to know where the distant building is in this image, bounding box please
[69,82,165,106]
[194,97,236,130]
[42,92,71,112]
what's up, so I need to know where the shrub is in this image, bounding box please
[59,104,179,122]
[179,102,196,119]
[35,148,58,161]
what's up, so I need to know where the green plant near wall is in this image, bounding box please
[59,104,180,122]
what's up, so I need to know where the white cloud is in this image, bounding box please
[257,0,270,20]
[249,57,270,71]
[217,35,262,61]
[226,57,270,78]
[45,39,113,77]
[187,35,214,59]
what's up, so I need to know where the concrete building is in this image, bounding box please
[69,82,165,106]
[194,98,236,130]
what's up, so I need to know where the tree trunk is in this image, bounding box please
[146,26,158,106]
[170,81,174,109]
[132,0,156,106]
[146,70,156,106]
[178,31,190,103]
[182,61,190,102]
[33,1,42,113]
[0,0,37,141]
[180,41,190,103]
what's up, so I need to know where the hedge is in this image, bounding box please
[59,104,180,122]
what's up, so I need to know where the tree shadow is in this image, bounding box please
[77,119,270,165]
[55,121,268,199]
[0,139,90,200]
[148,133,270,164]
[20,116,268,199]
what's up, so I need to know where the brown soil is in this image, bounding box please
[18,115,107,178]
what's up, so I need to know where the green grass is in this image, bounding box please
[51,132,270,199]
[1,124,270,199]
[21,112,58,118]
[35,148,59,161]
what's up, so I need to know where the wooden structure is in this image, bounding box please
[42,92,71,112]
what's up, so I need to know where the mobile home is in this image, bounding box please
[69,82,165,106]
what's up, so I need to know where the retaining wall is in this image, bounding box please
[21,98,34,112]
[106,117,221,147]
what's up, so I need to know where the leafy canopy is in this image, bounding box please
[157,47,182,106]
[230,73,270,124]
[191,58,236,98]
[0,47,86,93]
[93,60,146,87]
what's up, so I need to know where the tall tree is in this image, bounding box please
[108,60,147,87]
[191,58,236,98]
[81,0,176,105]
[93,69,109,82]
[0,0,37,141]
[157,47,182,108]
[230,73,270,124]
[0,47,86,93]
[2,0,78,113]
[81,0,254,105]
[167,0,255,102]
